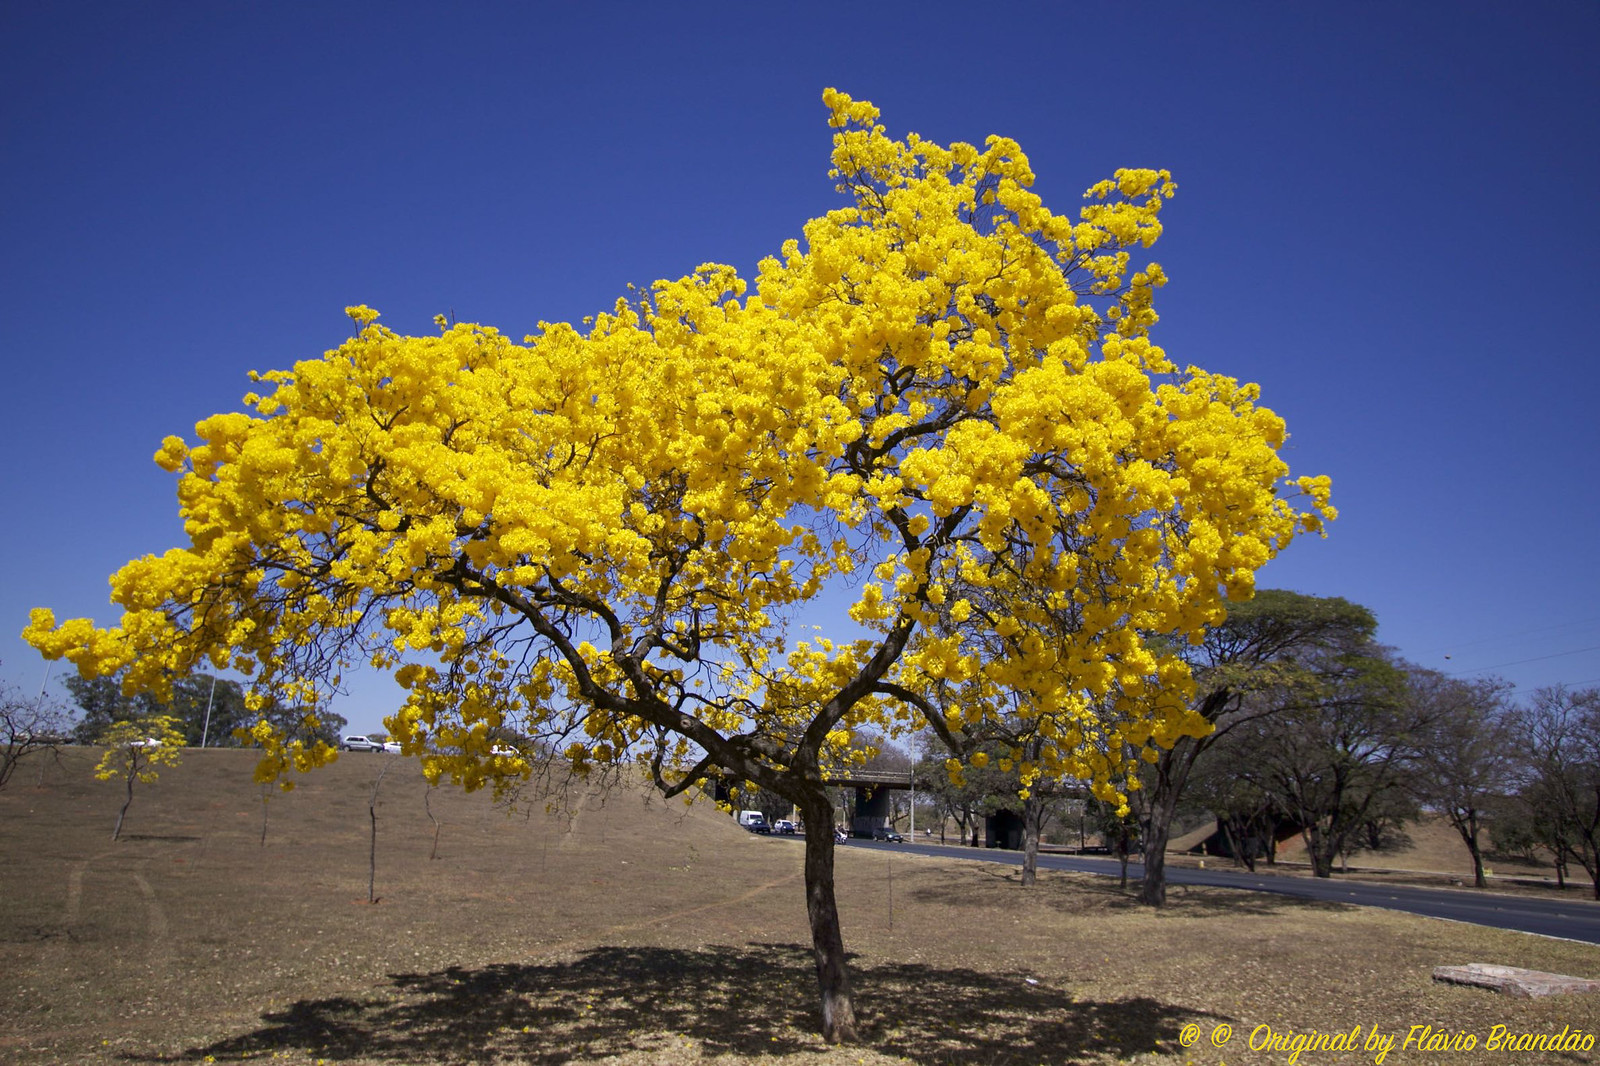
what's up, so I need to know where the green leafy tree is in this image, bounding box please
[1185,752,1282,870]
[66,673,160,744]
[1128,591,1380,904]
[1236,648,1420,878]
[67,671,258,747]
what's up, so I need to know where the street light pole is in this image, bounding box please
[908,763,915,837]
[199,675,218,748]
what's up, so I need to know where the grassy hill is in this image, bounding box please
[3,747,1598,1065]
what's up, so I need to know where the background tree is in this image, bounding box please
[1508,685,1600,898]
[914,735,990,845]
[1084,794,1140,888]
[1236,647,1420,878]
[67,671,263,747]
[66,673,159,743]
[24,91,1331,1042]
[0,673,69,792]
[94,716,185,841]
[1409,671,1515,888]
[1127,591,1380,904]
[1335,783,1418,873]
[1185,751,1282,871]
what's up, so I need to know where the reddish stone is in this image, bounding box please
[1433,963,1600,998]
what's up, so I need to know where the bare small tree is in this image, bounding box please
[1509,686,1600,899]
[424,781,443,860]
[368,758,393,903]
[1410,671,1516,888]
[0,675,69,793]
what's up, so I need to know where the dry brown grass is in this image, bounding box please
[3,748,1599,1066]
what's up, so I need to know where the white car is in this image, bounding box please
[340,735,385,753]
[382,740,402,753]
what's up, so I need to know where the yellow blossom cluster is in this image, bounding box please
[25,90,1331,802]
[93,716,185,783]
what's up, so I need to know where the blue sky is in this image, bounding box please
[4,2,1596,734]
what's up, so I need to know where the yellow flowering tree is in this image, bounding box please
[94,715,185,841]
[25,90,1332,1041]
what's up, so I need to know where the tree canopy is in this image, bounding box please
[94,715,185,841]
[24,89,1332,1040]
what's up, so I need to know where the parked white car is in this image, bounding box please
[737,810,770,833]
[340,735,385,753]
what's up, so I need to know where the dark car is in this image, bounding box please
[871,827,906,843]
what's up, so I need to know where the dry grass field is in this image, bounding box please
[3,747,1599,1066]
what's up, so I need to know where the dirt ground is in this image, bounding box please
[2,747,1598,1065]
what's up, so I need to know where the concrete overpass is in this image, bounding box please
[819,768,916,838]
[820,769,1093,843]
[723,767,1092,844]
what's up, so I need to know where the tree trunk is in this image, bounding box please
[800,793,858,1043]
[425,786,442,860]
[113,774,134,841]
[1137,788,1180,906]
[1139,832,1167,904]
[367,761,390,904]
[1306,825,1335,878]
[1451,810,1487,889]
[1225,815,1259,873]
[1020,794,1042,887]
[368,801,378,903]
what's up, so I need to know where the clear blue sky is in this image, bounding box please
[4,2,1596,734]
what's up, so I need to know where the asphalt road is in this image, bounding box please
[831,837,1600,945]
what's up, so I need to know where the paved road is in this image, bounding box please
[833,838,1600,945]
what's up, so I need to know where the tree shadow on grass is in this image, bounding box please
[135,942,1219,1065]
[1140,884,1357,919]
